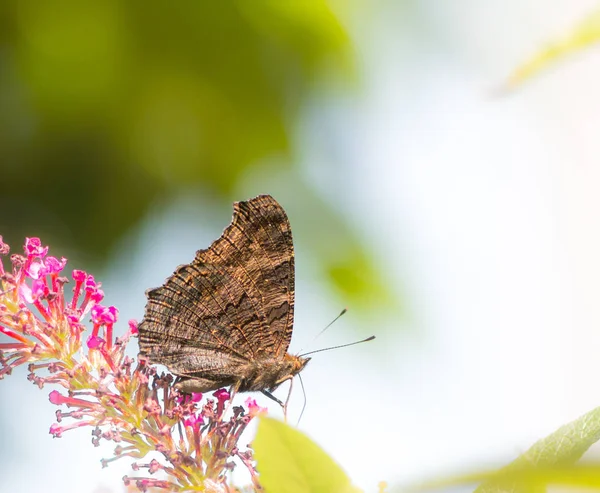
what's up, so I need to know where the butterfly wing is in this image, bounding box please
[138,195,295,381]
[217,195,295,359]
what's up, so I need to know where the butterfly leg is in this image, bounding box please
[283,377,294,422]
[261,389,284,407]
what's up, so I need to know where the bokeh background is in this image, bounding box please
[2,1,600,492]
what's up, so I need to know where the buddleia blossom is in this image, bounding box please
[0,236,263,492]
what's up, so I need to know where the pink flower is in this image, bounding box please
[49,420,92,438]
[32,279,48,299]
[43,256,67,275]
[183,412,204,429]
[83,275,104,304]
[212,388,231,418]
[26,261,45,280]
[18,284,34,304]
[48,390,63,405]
[84,275,99,293]
[49,423,63,438]
[212,388,230,402]
[245,397,268,416]
[1,236,264,492]
[175,391,203,406]
[49,391,98,408]
[0,235,9,255]
[25,237,48,258]
[90,288,104,303]
[66,314,81,328]
[19,280,49,304]
[91,305,118,325]
[128,319,139,336]
[86,335,105,349]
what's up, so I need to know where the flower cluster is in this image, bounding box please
[0,237,266,492]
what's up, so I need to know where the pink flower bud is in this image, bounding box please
[49,390,64,405]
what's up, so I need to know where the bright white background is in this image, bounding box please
[4,1,600,491]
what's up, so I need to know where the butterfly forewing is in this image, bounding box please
[226,197,295,358]
[138,195,296,383]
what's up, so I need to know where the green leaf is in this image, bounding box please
[474,405,600,493]
[410,464,600,493]
[505,8,600,89]
[411,406,600,493]
[254,417,359,493]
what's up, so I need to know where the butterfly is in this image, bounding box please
[138,195,309,405]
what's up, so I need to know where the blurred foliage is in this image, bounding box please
[474,404,600,493]
[0,1,400,313]
[503,7,600,90]
[280,179,398,312]
[412,464,600,493]
[254,417,360,493]
[409,405,600,493]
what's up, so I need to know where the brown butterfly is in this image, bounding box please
[138,195,308,404]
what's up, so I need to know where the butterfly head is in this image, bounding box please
[268,353,310,390]
[288,353,311,375]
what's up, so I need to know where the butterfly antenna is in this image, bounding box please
[299,335,375,357]
[299,308,348,353]
[315,308,347,340]
[297,373,308,426]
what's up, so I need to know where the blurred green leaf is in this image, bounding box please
[0,0,351,254]
[0,1,401,317]
[504,8,600,90]
[411,464,600,493]
[248,172,402,315]
[254,417,359,493]
[326,245,396,312]
[474,405,600,493]
[294,187,399,313]
[238,0,354,78]
[410,406,600,493]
